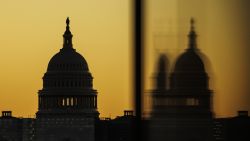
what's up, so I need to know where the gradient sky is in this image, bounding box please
[0,0,249,118]
[0,0,132,118]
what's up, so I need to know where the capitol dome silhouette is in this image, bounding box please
[174,49,205,72]
[47,49,89,71]
[174,19,205,73]
[170,19,208,89]
[47,18,89,72]
[37,17,99,119]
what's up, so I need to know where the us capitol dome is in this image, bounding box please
[36,18,99,118]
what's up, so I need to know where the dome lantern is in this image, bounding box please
[188,18,197,50]
[63,17,73,50]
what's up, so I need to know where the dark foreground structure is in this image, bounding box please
[214,111,250,141]
[0,19,249,141]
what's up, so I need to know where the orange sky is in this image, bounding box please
[0,0,249,118]
[0,0,132,118]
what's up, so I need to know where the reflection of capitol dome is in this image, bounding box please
[174,49,205,72]
[150,19,214,141]
[174,19,205,73]
[170,19,208,89]
[36,18,99,117]
[149,19,215,141]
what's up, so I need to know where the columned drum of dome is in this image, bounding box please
[36,18,99,118]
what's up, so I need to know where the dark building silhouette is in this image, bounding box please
[225,111,250,141]
[149,19,214,141]
[35,18,99,141]
[0,111,22,141]
[0,111,34,141]
[96,110,135,141]
[214,111,250,141]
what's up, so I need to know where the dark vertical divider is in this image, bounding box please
[133,0,144,141]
